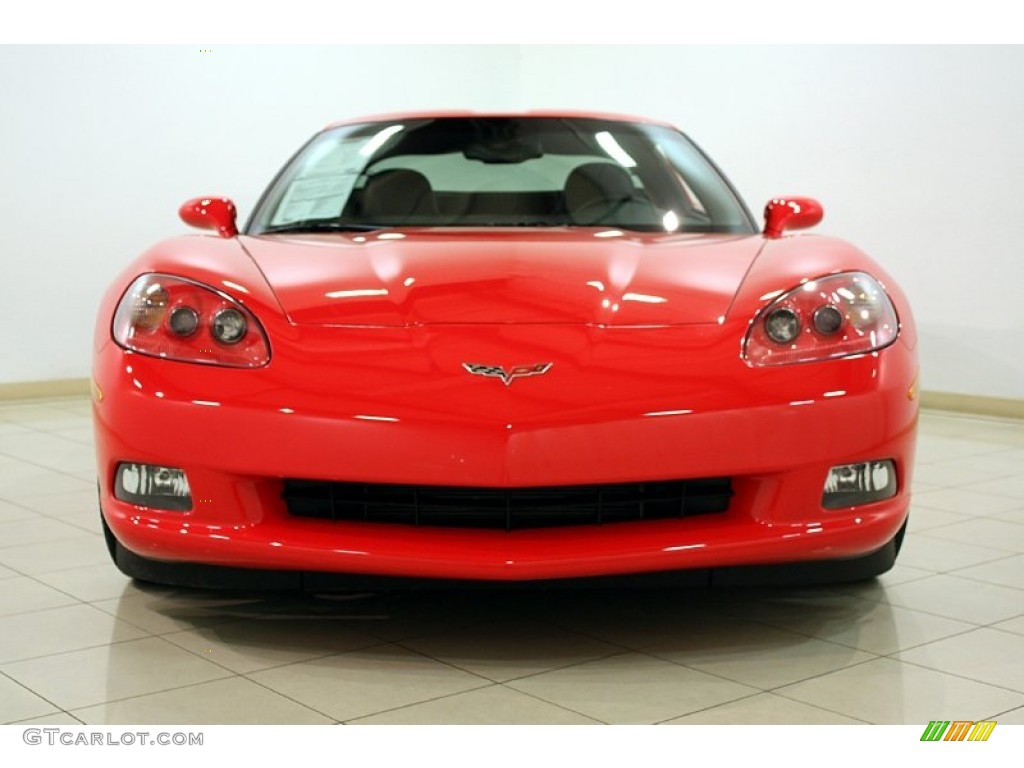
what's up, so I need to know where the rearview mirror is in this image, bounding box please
[179,197,238,238]
[763,197,823,238]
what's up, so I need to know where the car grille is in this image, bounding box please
[282,478,732,531]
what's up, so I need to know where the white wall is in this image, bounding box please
[2,45,1022,399]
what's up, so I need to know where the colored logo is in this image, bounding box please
[462,362,553,386]
[920,721,997,742]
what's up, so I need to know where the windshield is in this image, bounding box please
[247,117,756,235]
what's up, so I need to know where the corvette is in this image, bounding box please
[93,111,918,589]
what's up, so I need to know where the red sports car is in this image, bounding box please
[93,112,918,589]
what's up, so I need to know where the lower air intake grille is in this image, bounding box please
[283,478,732,531]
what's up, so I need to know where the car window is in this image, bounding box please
[248,117,755,234]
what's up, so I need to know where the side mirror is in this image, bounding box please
[763,197,823,239]
[179,197,238,238]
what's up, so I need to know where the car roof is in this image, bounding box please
[323,110,677,131]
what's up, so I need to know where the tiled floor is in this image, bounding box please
[0,396,1022,725]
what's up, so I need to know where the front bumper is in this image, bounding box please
[93,323,917,582]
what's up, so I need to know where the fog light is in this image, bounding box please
[115,462,192,511]
[822,460,896,509]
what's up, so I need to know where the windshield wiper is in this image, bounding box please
[257,219,383,235]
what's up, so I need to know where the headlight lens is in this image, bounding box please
[211,308,248,344]
[743,272,899,367]
[112,273,270,367]
[168,305,200,337]
[764,307,801,344]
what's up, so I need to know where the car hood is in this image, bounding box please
[238,229,764,326]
